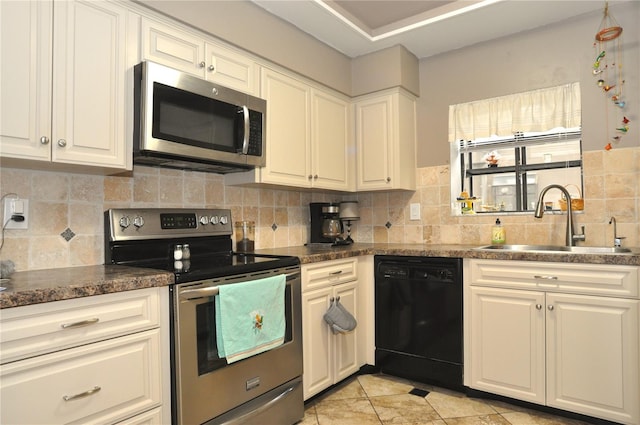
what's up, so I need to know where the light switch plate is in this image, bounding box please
[410,203,421,220]
[3,198,29,230]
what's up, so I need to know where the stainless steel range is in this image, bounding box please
[104,208,303,425]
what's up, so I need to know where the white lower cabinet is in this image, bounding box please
[465,259,640,425]
[302,258,360,400]
[0,287,169,425]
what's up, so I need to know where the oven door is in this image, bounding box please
[171,266,303,425]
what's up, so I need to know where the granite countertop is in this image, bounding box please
[1,244,638,309]
[0,265,174,309]
[254,243,640,266]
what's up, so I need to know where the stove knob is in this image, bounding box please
[199,216,209,225]
[133,216,145,228]
[119,216,131,229]
[219,215,228,225]
[210,216,219,225]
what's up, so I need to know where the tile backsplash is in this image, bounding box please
[1,147,638,272]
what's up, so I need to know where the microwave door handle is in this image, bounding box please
[240,105,250,155]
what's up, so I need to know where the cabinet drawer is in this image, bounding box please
[469,260,639,298]
[0,329,162,425]
[115,407,163,425]
[302,258,358,292]
[0,288,160,364]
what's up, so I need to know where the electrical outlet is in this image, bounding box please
[3,198,29,230]
[410,203,421,220]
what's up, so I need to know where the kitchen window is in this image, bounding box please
[449,83,583,215]
[455,129,582,213]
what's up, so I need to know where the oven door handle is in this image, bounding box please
[218,379,301,425]
[179,271,300,301]
[179,286,220,300]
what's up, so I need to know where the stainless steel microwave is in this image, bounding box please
[133,61,266,173]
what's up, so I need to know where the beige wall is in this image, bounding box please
[137,0,354,95]
[416,1,640,167]
[1,146,637,271]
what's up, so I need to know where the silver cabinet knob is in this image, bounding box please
[548,305,555,311]
[57,139,67,147]
[199,61,206,68]
[40,136,50,145]
[314,175,318,180]
[308,175,313,180]
[536,304,543,310]
[386,177,391,183]
[208,65,215,72]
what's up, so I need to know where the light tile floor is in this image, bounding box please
[301,374,594,425]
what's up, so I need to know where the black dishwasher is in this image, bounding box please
[375,255,463,390]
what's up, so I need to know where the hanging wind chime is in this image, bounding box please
[592,2,629,150]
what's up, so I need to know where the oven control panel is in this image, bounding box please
[106,208,233,241]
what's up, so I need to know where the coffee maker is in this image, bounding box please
[309,202,349,246]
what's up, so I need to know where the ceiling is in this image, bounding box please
[250,0,611,59]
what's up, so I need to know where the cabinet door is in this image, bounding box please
[468,286,546,404]
[546,293,640,424]
[204,42,259,95]
[141,17,205,76]
[311,89,353,191]
[355,93,392,190]
[302,287,333,400]
[333,281,359,382]
[260,68,311,187]
[0,0,52,161]
[52,0,128,168]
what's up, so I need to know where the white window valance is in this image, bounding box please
[448,82,581,142]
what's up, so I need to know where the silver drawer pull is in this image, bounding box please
[60,318,99,329]
[63,386,101,401]
[534,275,558,280]
[330,270,343,275]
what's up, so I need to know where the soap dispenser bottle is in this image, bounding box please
[491,218,506,244]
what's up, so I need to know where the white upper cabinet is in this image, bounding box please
[311,89,353,191]
[226,67,354,192]
[0,0,52,162]
[259,67,312,187]
[141,17,259,95]
[354,88,417,191]
[0,0,131,172]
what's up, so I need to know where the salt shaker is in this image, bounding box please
[174,244,183,260]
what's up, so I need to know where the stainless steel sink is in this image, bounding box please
[475,244,633,254]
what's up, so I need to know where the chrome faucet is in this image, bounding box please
[609,216,626,247]
[534,184,585,246]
